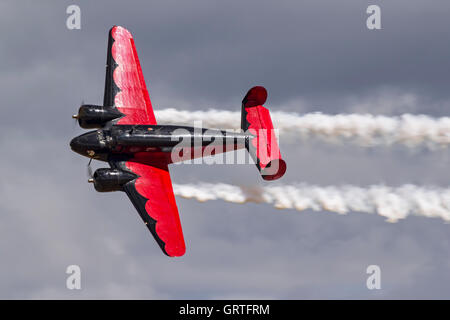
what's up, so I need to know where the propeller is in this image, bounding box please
[72,100,84,127]
[87,157,94,183]
[72,113,79,128]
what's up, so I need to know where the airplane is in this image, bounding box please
[70,26,286,257]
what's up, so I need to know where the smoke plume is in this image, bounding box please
[156,109,450,148]
[172,183,450,223]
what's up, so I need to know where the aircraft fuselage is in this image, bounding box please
[70,124,248,163]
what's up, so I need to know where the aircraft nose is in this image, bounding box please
[70,130,107,158]
[70,136,82,154]
[70,132,95,156]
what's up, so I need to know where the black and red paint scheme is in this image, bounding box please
[70,26,286,257]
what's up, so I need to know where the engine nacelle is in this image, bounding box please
[92,168,137,192]
[75,105,123,129]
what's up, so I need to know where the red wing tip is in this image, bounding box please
[243,86,268,108]
[165,246,186,257]
[110,26,133,39]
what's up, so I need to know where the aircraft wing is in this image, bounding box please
[104,26,157,125]
[110,158,186,257]
[103,26,184,256]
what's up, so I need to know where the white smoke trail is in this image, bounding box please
[155,109,450,148]
[173,183,450,223]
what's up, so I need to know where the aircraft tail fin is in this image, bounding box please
[241,86,287,180]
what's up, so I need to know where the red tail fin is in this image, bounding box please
[241,86,287,180]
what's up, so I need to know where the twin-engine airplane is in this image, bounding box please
[70,26,286,257]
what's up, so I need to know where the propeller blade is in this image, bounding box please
[87,157,93,179]
[73,99,84,123]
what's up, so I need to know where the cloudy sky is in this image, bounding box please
[0,0,450,299]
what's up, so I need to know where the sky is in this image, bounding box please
[0,0,450,299]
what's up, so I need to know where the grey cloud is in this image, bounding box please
[0,0,449,299]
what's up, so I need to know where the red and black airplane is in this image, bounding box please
[70,26,286,257]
